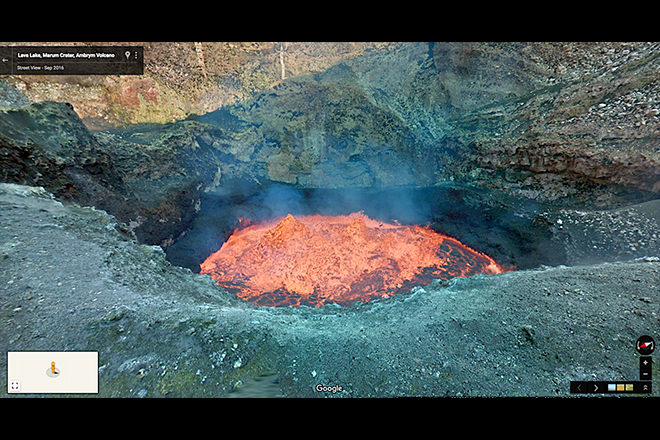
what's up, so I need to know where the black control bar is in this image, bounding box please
[570,381,652,394]
[0,46,143,75]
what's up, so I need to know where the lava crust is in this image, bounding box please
[200,212,505,307]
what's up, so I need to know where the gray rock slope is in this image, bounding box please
[1,183,658,397]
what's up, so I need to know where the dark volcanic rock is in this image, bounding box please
[1,183,659,397]
[3,42,660,257]
[0,102,219,246]
[0,101,130,214]
[439,42,660,196]
[212,76,431,188]
[196,42,660,197]
[3,42,660,398]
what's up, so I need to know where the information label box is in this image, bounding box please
[0,46,143,75]
[7,351,98,394]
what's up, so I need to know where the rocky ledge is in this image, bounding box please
[2,42,660,397]
[1,182,658,397]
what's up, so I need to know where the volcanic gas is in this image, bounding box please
[200,212,506,307]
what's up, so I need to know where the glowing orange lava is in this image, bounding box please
[200,212,506,307]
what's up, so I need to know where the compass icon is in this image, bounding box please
[636,335,655,355]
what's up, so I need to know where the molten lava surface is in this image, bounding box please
[200,212,505,307]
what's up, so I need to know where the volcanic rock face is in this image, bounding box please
[200,212,504,307]
[0,101,262,247]
[0,42,392,128]
[192,42,660,196]
[2,42,660,253]
[443,42,660,196]
[2,182,659,398]
[3,43,660,398]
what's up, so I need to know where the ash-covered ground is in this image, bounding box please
[2,42,660,398]
[1,183,658,397]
